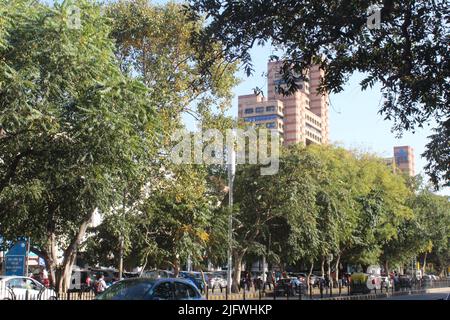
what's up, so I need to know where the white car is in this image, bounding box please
[209,276,227,290]
[0,276,57,300]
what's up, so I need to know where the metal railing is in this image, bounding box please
[1,279,448,301]
[0,283,96,300]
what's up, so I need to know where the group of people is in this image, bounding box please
[84,273,108,295]
[29,269,50,288]
[238,271,284,292]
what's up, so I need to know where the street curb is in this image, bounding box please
[425,287,450,294]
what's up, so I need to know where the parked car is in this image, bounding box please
[274,278,306,297]
[209,274,227,291]
[397,275,412,289]
[312,275,325,288]
[430,274,440,280]
[123,272,140,278]
[0,276,57,300]
[95,278,203,300]
[141,269,174,279]
[179,271,208,292]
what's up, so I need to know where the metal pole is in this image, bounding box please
[119,188,126,281]
[226,135,236,295]
[119,236,124,281]
[25,237,30,277]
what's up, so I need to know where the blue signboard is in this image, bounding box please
[5,255,26,276]
[5,240,27,276]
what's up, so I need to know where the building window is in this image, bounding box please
[255,107,265,113]
[245,108,254,114]
[266,106,275,112]
[266,122,276,129]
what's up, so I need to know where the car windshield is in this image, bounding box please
[97,280,155,300]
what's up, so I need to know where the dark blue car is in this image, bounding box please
[179,272,208,292]
[95,278,203,300]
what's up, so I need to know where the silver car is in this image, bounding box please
[0,276,57,300]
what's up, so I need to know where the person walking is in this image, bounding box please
[85,274,92,292]
[94,274,108,295]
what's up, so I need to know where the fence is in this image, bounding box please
[1,279,448,301]
[204,279,450,300]
[0,281,96,300]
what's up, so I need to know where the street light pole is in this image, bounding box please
[119,188,126,281]
[119,235,124,280]
[226,133,236,294]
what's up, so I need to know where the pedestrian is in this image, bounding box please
[85,274,92,292]
[94,273,108,295]
[324,274,330,289]
[266,272,273,291]
[245,273,251,291]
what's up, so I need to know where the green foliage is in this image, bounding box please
[106,0,239,136]
[136,165,217,271]
[0,0,161,289]
[189,0,450,188]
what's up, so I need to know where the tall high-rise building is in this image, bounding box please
[393,146,415,176]
[384,146,416,176]
[238,61,329,145]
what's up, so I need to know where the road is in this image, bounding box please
[379,292,450,300]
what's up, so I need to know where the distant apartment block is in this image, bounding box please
[384,146,416,177]
[394,146,415,176]
[238,61,329,146]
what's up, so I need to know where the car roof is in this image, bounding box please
[117,277,197,285]
[0,276,34,281]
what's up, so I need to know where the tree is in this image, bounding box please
[82,0,239,274]
[189,0,450,188]
[306,145,360,284]
[137,165,216,276]
[107,0,239,135]
[0,0,160,291]
[409,189,450,276]
[228,144,319,292]
[346,154,413,271]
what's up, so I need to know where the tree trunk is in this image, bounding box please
[173,258,180,277]
[307,262,314,289]
[384,260,389,275]
[45,232,58,289]
[321,259,325,277]
[422,252,427,275]
[334,254,341,287]
[57,210,95,292]
[231,251,244,293]
[327,260,331,286]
